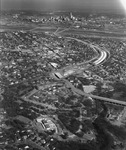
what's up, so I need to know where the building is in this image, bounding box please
[36,115,58,133]
[70,13,76,20]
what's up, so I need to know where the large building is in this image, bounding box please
[36,115,58,133]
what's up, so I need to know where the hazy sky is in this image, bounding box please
[1,0,125,13]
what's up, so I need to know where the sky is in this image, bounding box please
[1,0,125,14]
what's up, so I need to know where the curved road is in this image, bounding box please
[50,36,126,106]
[50,36,109,80]
[2,25,125,106]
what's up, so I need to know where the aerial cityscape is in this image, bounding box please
[0,0,126,150]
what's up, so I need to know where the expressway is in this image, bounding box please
[50,36,110,80]
[2,24,125,106]
[50,36,126,106]
[94,51,107,65]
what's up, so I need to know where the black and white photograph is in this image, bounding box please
[0,0,126,149]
